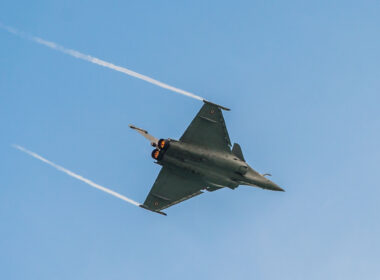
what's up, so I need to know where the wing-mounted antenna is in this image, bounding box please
[129,124,159,147]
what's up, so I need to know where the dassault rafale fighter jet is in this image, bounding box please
[130,100,284,216]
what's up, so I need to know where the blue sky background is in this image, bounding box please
[1,1,379,279]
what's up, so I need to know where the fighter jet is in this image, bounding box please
[130,100,284,216]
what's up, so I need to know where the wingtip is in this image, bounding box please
[203,99,230,111]
[140,205,167,216]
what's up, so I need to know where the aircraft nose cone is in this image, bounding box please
[269,182,285,192]
[261,177,285,192]
[244,167,285,191]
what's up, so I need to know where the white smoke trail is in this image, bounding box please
[0,23,204,101]
[13,144,141,207]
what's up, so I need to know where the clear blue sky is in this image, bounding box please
[1,1,379,279]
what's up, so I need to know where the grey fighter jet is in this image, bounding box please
[130,100,284,216]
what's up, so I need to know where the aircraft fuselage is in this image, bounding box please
[154,139,284,192]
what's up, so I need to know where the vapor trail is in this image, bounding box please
[0,23,203,101]
[13,144,141,207]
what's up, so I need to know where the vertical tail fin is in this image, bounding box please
[232,143,245,161]
[129,124,158,146]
